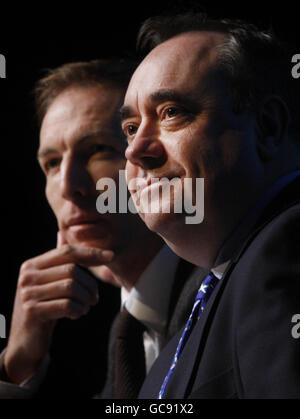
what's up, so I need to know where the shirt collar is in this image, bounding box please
[211,260,231,280]
[121,245,181,334]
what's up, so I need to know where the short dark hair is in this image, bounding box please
[34,58,138,126]
[137,13,300,142]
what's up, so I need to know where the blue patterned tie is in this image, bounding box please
[158,272,220,399]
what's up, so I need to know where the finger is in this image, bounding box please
[20,264,99,298]
[23,246,114,270]
[21,278,98,306]
[25,299,91,321]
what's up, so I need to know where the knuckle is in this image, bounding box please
[62,299,74,315]
[19,270,35,287]
[64,278,76,294]
[20,287,32,302]
[61,244,74,257]
[65,263,76,277]
[23,301,36,317]
[86,247,95,258]
[20,260,33,273]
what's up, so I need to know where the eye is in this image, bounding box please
[122,124,138,139]
[162,106,181,119]
[160,104,194,127]
[44,157,61,173]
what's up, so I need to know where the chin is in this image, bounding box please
[142,211,181,237]
[68,235,115,251]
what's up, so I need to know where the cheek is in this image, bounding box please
[45,183,61,220]
[125,161,138,184]
[89,159,126,184]
[171,129,206,177]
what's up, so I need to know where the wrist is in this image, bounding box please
[4,347,43,385]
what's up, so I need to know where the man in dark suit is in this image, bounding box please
[122,13,300,398]
[0,58,206,399]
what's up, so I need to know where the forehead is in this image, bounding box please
[125,31,226,106]
[40,84,124,146]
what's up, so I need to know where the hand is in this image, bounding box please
[4,235,114,385]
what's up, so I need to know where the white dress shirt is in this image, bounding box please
[121,244,181,373]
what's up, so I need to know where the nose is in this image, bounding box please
[60,156,92,202]
[125,131,167,170]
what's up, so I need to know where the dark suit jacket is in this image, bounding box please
[139,177,300,399]
[99,260,208,398]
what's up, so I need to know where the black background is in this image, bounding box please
[0,0,299,382]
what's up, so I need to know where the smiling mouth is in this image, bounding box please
[139,175,181,191]
[130,176,183,206]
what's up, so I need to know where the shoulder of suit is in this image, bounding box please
[233,202,300,264]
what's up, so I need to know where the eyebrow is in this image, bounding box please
[37,129,123,161]
[119,89,198,122]
[37,148,57,160]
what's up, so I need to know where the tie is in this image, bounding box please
[114,307,146,398]
[158,272,220,399]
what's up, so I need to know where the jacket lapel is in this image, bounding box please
[164,176,300,398]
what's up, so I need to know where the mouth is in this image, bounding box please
[65,216,104,228]
[64,215,110,241]
[129,173,181,193]
[143,174,182,194]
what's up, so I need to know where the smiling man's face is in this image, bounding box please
[123,32,264,264]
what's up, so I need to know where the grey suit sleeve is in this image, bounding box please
[0,349,50,399]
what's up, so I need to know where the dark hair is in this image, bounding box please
[34,58,138,126]
[137,13,300,141]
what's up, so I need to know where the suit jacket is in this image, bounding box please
[99,259,208,398]
[139,177,300,399]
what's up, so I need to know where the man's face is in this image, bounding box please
[123,32,263,253]
[38,84,145,251]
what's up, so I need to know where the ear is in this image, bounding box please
[255,95,290,161]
